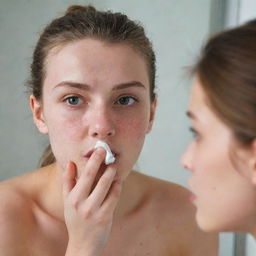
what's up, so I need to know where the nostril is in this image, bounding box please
[91,130,114,138]
[183,164,189,170]
[89,123,115,138]
[92,132,99,137]
[181,159,190,171]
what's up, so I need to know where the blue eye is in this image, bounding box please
[65,96,83,106]
[117,96,136,105]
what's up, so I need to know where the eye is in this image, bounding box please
[189,127,200,140]
[64,96,83,106]
[116,96,137,106]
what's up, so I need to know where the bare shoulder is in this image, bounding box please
[0,176,36,254]
[133,171,219,256]
[133,171,194,215]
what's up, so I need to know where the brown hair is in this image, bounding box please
[193,19,256,146]
[28,5,156,167]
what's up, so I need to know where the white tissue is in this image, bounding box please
[94,141,116,165]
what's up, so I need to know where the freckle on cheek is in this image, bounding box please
[60,121,82,140]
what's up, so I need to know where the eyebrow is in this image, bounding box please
[53,81,146,91]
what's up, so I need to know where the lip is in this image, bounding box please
[188,178,196,200]
[189,193,197,202]
[84,148,118,159]
[84,149,95,158]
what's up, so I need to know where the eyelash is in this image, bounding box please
[63,95,84,106]
[62,95,139,107]
[115,95,138,106]
[189,127,200,140]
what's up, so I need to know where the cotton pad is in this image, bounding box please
[94,141,116,165]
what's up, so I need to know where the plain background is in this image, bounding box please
[0,0,249,255]
[0,0,211,183]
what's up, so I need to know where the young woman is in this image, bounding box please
[182,19,256,238]
[0,5,217,255]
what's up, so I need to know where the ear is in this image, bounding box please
[30,95,48,134]
[250,139,256,185]
[146,97,157,134]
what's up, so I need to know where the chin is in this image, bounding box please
[196,213,239,233]
[197,222,222,233]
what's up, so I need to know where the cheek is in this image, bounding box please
[46,108,84,141]
[193,140,230,188]
[194,150,233,203]
[114,111,149,171]
[193,148,256,231]
[117,115,149,143]
[196,177,256,232]
[117,107,150,138]
[44,108,85,165]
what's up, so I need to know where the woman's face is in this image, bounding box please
[181,77,256,233]
[31,39,156,180]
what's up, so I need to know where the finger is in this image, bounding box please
[62,161,77,198]
[87,166,117,209]
[72,147,106,198]
[100,178,123,215]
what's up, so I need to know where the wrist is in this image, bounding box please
[65,240,102,256]
[65,243,94,256]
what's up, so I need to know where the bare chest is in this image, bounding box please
[28,223,68,256]
[30,215,181,256]
[30,196,183,256]
[101,215,182,256]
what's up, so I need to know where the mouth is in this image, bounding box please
[189,193,197,202]
[187,180,197,202]
[84,148,118,159]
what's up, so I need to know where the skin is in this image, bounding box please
[0,39,218,255]
[181,77,256,237]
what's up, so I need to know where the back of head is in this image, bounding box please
[193,19,256,146]
[28,5,156,167]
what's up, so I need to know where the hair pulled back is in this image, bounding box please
[194,19,256,146]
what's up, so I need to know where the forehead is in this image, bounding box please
[188,76,218,124]
[48,38,142,62]
[44,39,150,88]
[189,76,234,134]
[189,77,207,109]
[191,76,206,103]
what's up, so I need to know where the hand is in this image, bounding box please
[62,148,122,256]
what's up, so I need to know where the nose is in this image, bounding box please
[181,143,194,171]
[87,105,115,139]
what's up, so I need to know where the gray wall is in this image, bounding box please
[0,0,233,255]
[1,0,210,183]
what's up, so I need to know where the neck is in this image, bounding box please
[39,163,143,223]
[38,163,65,222]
